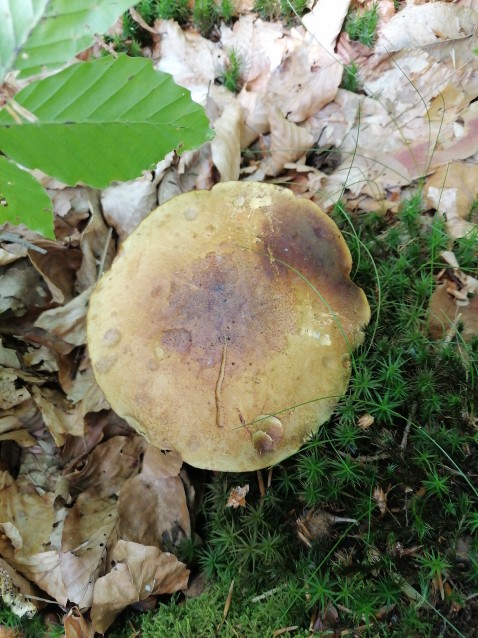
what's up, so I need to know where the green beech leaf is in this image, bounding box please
[0,55,214,188]
[0,0,135,82]
[0,156,53,238]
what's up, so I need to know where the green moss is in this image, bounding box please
[140,579,310,638]
[221,49,243,93]
[253,0,307,22]
[345,3,379,47]
[340,62,360,93]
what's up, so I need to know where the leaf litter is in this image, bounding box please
[1,0,478,632]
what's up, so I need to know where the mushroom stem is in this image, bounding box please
[215,336,228,428]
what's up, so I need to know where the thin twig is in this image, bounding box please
[97,226,113,278]
[251,585,285,603]
[216,579,234,633]
[215,336,228,428]
[400,404,416,451]
[257,469,266,498]
[0,231,47,254]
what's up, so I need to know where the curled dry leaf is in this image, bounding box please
[75,193,115,293]
[34,287,92,349]
[32,386,84,446]
[91,540,189,633]
[0,429,36,447]
[357,414,374,430]
[28,240,82,305]
[373,485,389,515]
[64,607,94,638]
[101,172,159,240]
[0,260,50,315]
[238,89,271,148]
[226,484,249,508]
[211,101,243,182]
[22,344,59,372]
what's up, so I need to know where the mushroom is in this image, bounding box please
[87,182,370,472]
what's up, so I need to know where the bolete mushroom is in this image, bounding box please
[87,182,370,472]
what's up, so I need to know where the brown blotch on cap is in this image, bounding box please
[87,182,370,471]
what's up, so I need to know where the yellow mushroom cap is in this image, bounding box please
[87,182,370,471]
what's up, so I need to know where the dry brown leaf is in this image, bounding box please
[63,436,143,499]
[91,540,189,633]
[32,386,84,446]
[266,39,343,123]
[0,472,58,556]
[34,287,91,348]
[117,473,191,551]
[65,365,109,416]
[157,168,183,205]
[427,85,471,122]
[141,446,183,480]
[376,2,478,52]
[0,371,31,410]
[238,89,271,148]
[302,0,351,55]
[0,248,24,266]
[64,607,94,638]
[395,102,478,178]
[0,416,20,435]
[0,430,36,447]
[0,472,68,604]
[265,105,314,176]
[357,414,374,430]
[424,162,478,238]
[101,173,159,240]
[373,485,388,514]
[211,101,243,181]
[153,20,222,105]
[226,484,249,508]
[22,345,59,372]
[60,410,126,467]
[429,284,478,341]
[220,15,286,91]
[0,260,49,316]
[60,495,119,608]
[27,241,82,305]
[75,192,115,292]
[3,551,67,607]
[307,88,361,148]
[0,399,43,450]
[0,237,28,265]
[0,340,20,368]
